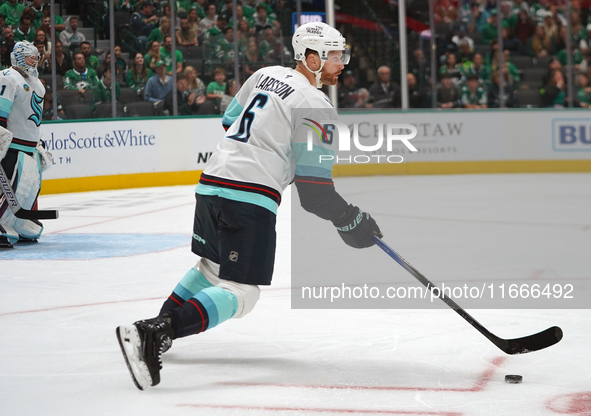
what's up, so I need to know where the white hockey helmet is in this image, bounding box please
[292,22,350,88]
[11,41,41,78]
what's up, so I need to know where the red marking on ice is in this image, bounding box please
[219,356,506,393]
[177,403,462,415]
[582,225,591,231]
[0,296,163,317]
[546,392,591,415]
[46,202,194,235]
[528,270,545,280]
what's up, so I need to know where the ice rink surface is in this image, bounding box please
[1,173,590,416]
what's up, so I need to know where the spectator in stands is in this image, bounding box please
[34,40,49,75]
[187,8,202,37]
[354,88,373,109]
[488,42,520,85]
[97,52,125,84]
[369,65,401,108]
[227,5,250,31]
[219,78,236,113]
[0,0,25,27]
[338,70,357,108]
[164,74,199,115]
[466,3,489,34]
[176,16,198,47]
[452,26,474,50]
[480,10,499,45]
[526,23,552,57]
[30,0,43,24]
[39,78,65,120]
[436,73,461,108]
[579,25,591,55]
[14,14,35,42]
[434,0,458,23]
[184,65,206,99]
[127,52,153,97]
[576,73,591,108]
[144,60,172,103]
[461,73,488,108]
[131,0,159,43]
[530,0,551,22]
[34,29,49,55]
[199,3,217,32]
[253,4,279,36]
[64,52,100,97]
[203,14,227,51]
[161,3,181,28]
[237,19,253,50]
[147,16,170,44]
[243,37,262,79]
[263,34,291,66]
[80,41,99,71]
[541,14,558,44]
[409,48,430,87]
[93,66,121,106]
[501,27,523,55]
[463,53,489,86]
[60,16,85,51]
[34,16,51,39]
[38,3,65,34]
[206,66,226,111]
[487,70,515,107]
[160,35,183,75]
[114,45,127,75]
[407,73,428,108]
[514,10,535,45]
[1,27,15,67]
[440,53,465,86]
[47,39,73,77]
[541,58,562,86]
[145,40,161,72]
[457,39,475,66]
[500,1,517,30]
[540,69,566,107]
[192,0,207,19]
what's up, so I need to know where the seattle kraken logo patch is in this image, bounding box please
[28,91,43,127]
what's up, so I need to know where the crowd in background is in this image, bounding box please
[0,0,589,118]
[337,0,591,109]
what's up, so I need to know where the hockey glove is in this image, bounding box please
[36,140,52,172]
[332,204,383,248]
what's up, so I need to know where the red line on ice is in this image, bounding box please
[177,404,462,415]
[0,296,163,317]
[218,356,506,393]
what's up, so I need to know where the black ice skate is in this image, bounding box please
[116,314,175,390]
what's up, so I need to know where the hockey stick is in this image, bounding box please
[374,237,563,355]
[0,164,59,220]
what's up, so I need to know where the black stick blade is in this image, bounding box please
[14,208,59,220]
[497,326,563,355]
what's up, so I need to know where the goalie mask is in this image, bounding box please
[292,22,350,88]
[11,41,41,78]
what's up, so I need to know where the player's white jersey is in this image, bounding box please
[0,68,45,151]
[198,65,335,213]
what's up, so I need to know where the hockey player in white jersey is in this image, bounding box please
[0,41,52,249]
[116,22,383,390]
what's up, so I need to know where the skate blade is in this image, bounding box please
[116,325,153,390]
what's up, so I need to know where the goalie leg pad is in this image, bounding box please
[0,223,19,244]
[1,151,44,239]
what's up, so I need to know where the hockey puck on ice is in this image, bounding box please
[505,375,523,384]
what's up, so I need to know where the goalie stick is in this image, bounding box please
[0,164,59,220]
[374,237,563,355]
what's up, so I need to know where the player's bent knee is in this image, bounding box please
[217,279,260,319]
[197,258,221,286]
